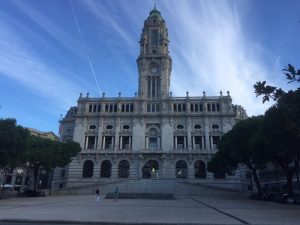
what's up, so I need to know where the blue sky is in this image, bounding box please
[0,0,299,134]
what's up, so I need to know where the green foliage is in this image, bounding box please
[208,116,266,173]
[283,64,300,83]
[208,116,266,194]
[263,89,300,168]
[0,118,30,168]
[254,81,284,103]
[254,64,299,103]
[0,117,81,171]
[254,64,300,195]
[58,141,81,167]
[27,136,81,170]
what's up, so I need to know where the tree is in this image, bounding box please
[26,136,81,191]
[254,64,300,195]
[208,116,268,196]
[262,89,300,195]
[0,118,30,198]
[254,64,300,103]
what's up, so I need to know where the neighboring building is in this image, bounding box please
[28,128,59,141]
[60,7,247,193]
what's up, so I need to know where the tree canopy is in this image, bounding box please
[0,118,30,169]
[208,116,267,195]
[0,117,81,191]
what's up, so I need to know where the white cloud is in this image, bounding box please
[0,21,80,111]
[160,0,275,115]
[12,0,88,58]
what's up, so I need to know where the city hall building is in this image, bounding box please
[59,7,247,193]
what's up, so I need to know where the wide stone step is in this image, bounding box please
[53,179,241,196]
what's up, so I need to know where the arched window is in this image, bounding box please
[194,160,206,178]
[176,160,188,178]
[142,160,159,179]
[100,160,112,178]
[118,160,130,178]
[82,160,94,178]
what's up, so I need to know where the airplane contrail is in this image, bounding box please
[69,0,102,96]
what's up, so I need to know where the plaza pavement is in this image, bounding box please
[0,193,299,225]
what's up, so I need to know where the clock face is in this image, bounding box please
[151,67,157,73]
[150,65,159,74]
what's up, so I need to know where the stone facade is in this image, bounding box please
[59,7,247,191]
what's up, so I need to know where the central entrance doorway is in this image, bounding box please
[142,160,159,179]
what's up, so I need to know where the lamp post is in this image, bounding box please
[39,169,47,190]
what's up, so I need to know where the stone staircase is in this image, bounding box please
[53,179,243,196]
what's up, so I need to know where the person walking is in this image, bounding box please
[95,187,100,203]
[114,186,119,202]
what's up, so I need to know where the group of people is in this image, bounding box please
[95,186,119,202]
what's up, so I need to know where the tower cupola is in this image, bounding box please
[137,6,172,100]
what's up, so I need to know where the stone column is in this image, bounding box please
[204,117,210,150]
[102,137,106,150]
[120,136,123,150]
[187,118,192,149]
[192,136,195,149]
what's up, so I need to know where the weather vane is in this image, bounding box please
[153,0,157,8]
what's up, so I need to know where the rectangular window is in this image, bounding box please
[93,105,97,112]
[104,136,113,149]
[151,30,159,46]
[190,104,194,112]
[177,136,184,149]
[200,104,203,111]
[87,136,96,149]
[121,136,130,149]
[173,104,177,112]
[152,78,156,98]
[147,104,151,112]
[212,104,216,112]
[178,104,182,112]
[217,103,220,111]
[147,78,151,98]
[149,137,158,149]
[147,103,160,112]
[194,136,202,149]
[207,103,211,111]
[97,104,101,112]
[211,136,220,149]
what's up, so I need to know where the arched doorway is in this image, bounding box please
[142,160,159,179]
[82,160,94,178]
[100,160,112,178]
[194,160,206,178]
[176,160,188,178]
[118,160,130,178]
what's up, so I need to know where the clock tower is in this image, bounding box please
[137,6,172,100]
